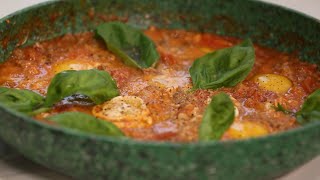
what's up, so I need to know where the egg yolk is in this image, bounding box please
[227,121,269,139]
[52,59,95,74]
[253,74,292,94]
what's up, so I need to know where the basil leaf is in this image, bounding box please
[47,112,125,137]
[0,87,45,115]
[189,39,255,90]
[199,92,235,141]
[45,69,119,107]
[296,89,320,124]
[96,22,159,69]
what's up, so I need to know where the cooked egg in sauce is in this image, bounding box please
[253,74,292,94]
[0,27,319,142]
[93,96,152,128]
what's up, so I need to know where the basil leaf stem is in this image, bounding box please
[273,103,294,115]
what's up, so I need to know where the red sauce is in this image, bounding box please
[0,27,319,142]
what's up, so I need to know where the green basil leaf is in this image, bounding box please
[0,87,45,115]
[47,112,125,137]
[189,39,255,90]
[45,69,119,107]
[199,92,235,141]
[296,89,320,124]
[96,22,159,69]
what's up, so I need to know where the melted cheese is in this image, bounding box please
[92,96,152,128]
[147,69,191,90]
[151,75,190,89]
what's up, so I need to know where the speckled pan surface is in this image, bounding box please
[0,0,319,179]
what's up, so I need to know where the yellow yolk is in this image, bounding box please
[227,121,269,139]
[52,59,96,74]
[253,74,292,94]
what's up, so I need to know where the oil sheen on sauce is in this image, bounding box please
[0,27,319,142]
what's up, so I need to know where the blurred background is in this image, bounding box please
[0,0,320,20]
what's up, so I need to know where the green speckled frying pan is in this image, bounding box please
[0,0,319,179]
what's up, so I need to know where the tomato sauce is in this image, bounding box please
[0,27,319,142]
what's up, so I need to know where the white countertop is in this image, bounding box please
[0,0,319,179]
